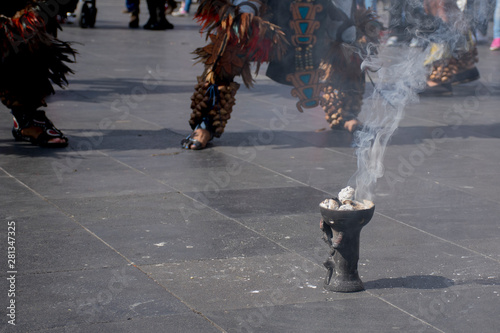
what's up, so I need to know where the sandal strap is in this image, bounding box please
[32,130,68,147]
[11,110,68,147]
[181,118,214,150]
[195,117,214,139]
[181,137,204,150]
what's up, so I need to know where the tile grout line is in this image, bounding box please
[0,166,133,264]
[4,110,492,332]
[3,85,475,333]
[96,152,450,331]
[4,137,490,332]
[366,292,447,333]
[239,119,358,159]
[91,118,497,327]
[378,211,500,264]
[213,146,500,261]
[234,105,500,204]
[0,165,228,332]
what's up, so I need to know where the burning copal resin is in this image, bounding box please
[338,186,355,202]
[320,187,372,211]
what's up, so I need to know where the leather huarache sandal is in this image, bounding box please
[451,67,480,85]
[12,110,68,148]
[181,118,214,150]
[419,81,453,97]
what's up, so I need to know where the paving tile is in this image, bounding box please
[3,154,172,200]
[237,213,329,265]
[0,214,125,274]
[382,285,500,333]
[185,186,330,219]
[141,252,366,313]
[37,313,222,333]
[459,237,500,261]
[372,178,500,242]
[361,240,500,298]
[88,217,285,266]
[51,192,225,228]
[106,150,301,192]
[374,204,500,242]
[373,176,485,210]
[205,297,439,333]
[212,144,358,193]
[0,266,192,332]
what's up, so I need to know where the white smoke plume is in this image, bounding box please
[346,0,474,202]
[348,47,429,202]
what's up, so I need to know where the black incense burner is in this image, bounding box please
[320,200,375,292]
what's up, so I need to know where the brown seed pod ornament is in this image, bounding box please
[188,77,240,137]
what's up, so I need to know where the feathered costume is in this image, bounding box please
[182,0,381,149]
[0,1,76,147]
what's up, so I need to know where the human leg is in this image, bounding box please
[172,4,188,16]
[156,0,173,28]
[128,0,140,28]
[386,0,408,45]
[476,0,491,35]
[318,3,381,132]
[172,1,191,16]
[464,0,494,36]
[494,0,500,38]
[365,0,377,11]
[0,4,75,147]
[165,0,178,14]
[185,0,192,12]
[320,48,365,133]
[490,0,500,49]
[144,0,158,26]
[126,0,139,13]
[182,0,287,149]
[144,0,173,29]
[182,79,240,150]
[421,0,479,93]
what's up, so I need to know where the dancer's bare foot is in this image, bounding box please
[426,80,439,87]
[181,128,212,150]
[343,119,361,133]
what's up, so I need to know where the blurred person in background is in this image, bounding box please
[172,0,192,16]
[491,0,500,50]
[127,0,174,29]
[364,0,377,11]
[144,0,174,29]
[166,0,178,14]
[127,0,141,27]
[462,0,495,43]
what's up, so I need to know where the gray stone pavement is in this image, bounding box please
[1,1,500,332]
